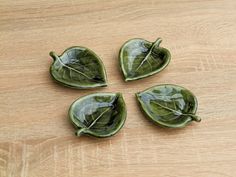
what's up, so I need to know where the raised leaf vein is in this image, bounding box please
[135,38,162,72]
[57,57,93,80]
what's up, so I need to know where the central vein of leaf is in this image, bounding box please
[152,101,196,118]
[56,56,93,80]
[87,107,111,129]
[152,101,181,114]
[135,38,162,72]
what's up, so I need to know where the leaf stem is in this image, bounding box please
[152,101,201,122]
[49,51,59,61]
[182,114,201,122]
[75,128,86,137]
[152,38,162,48]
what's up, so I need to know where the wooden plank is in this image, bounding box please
[0,0,236,176]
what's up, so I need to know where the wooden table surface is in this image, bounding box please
[1,0,236,177]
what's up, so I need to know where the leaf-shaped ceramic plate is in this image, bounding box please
[136,84,201,128]
[69,93,126,138]
[50,46,107,89]
[119,38,171,81]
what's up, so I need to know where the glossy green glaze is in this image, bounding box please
[119,38,171,81]
[136,84,201,128]
[69,93,126,138]
[50,46,107,89]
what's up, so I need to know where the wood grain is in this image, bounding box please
[0,0,236,176]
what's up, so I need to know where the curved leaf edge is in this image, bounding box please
[68,92,127,138]
[135,84,201,128]
[119,38,171,82]
[49,46,108,89]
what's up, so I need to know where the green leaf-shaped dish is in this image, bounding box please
[136,84,201,128]
[69,93,126,138]
[119,38,171,81]
[50,46,107,89]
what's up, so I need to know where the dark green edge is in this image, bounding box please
[68,92,127,138]
[136,84,200,128]
[119,38,171,82]
[49,46,108,89]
